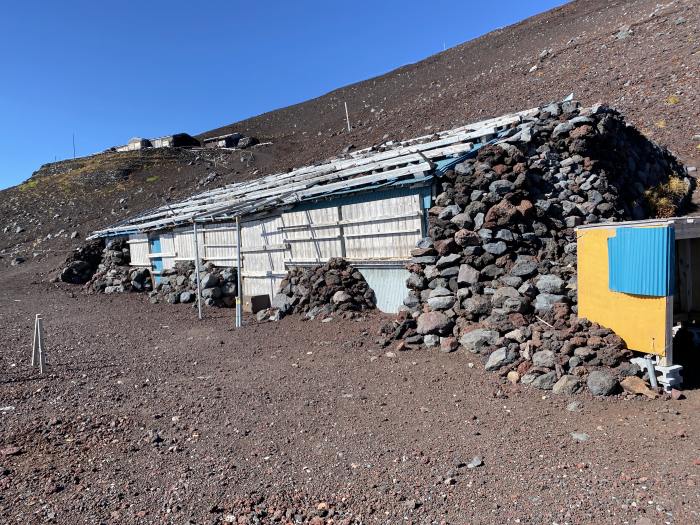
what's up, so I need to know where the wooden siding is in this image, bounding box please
[128,234,150,266]
[281,207,342,263]
[160,232,176,270]
[341,193,422,261]
[127,189,425,309]
[241,216,288,297]
[202,225,238,267]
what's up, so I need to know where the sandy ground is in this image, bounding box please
[0,258,698,524]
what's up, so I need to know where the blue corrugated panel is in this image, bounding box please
[608,226,675,296]
[434,151,473,175]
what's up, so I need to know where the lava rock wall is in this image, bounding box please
[60,238,106,284]
[393,102,691,395]
[149,262,238,307]
[260,258,376,321]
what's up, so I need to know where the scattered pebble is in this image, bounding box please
[571,432,590,442]
[467,456,484,469]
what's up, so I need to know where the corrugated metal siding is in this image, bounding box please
[608,226,675,297]
[358,268,409,313]
[128,233,150,266]
[577,227,670,356]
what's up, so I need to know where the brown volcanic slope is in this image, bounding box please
[0,0,698,264]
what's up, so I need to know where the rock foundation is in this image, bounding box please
[85,239,152,294]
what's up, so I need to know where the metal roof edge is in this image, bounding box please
[576,216,700,232]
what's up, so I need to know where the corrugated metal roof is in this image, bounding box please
[608,226,675,297]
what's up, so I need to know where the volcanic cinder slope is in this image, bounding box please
[1,1,700,523]
[0,0,698,265]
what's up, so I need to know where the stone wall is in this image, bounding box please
[86,239,152,294]
[258,258,376,321]
[390,102,691,395]
[148,262,238,307]
[65,239,238,307]
[60,238,105,284]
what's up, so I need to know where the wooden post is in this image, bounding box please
[344,102,351,132]
[236,217,243,328]
[192,222,203,320]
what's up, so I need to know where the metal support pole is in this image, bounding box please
[192,221,203,320]
[645,357,659,389]
[236,217,243,328]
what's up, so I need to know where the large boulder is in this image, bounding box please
[460,329,499,354]
[552,375,583,395]
[200,273,219,289]
[458,264,480,285]
[587,370,618,396]
[536,274,565,294]
[271,293,294,314]
[416,311,452,335]
[534,294,567,313]
[484,347,518,371]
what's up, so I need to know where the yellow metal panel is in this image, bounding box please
[577,227,669,356]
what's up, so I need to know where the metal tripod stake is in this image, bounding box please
[31,314,46,374]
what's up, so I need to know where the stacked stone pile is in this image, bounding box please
[64,239,238,306]
[60,238,105,284]
[86,239,153,294]
[396,101,691,395]
[259,258,376,321]
[148,262,238,307]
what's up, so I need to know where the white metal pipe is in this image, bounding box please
[645,357,659,389]
[192,222,203,320]
[236,217,243,328]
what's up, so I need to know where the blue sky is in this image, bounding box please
[0,0,567,190]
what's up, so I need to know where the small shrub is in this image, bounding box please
[146,175,159,183]
[18,179,39,192]
[644,176,689,218]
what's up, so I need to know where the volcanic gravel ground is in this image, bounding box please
[1,258,699,524]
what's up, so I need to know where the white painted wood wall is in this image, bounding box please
[128,234,150,266]
[127,190,424,309]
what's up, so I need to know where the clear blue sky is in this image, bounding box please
[0,0,567,190]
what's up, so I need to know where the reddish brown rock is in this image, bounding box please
[454,229,481,247]
[434,239,458,256]
[484,200,518,227]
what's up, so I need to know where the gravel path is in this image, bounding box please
[1,258,699,524]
